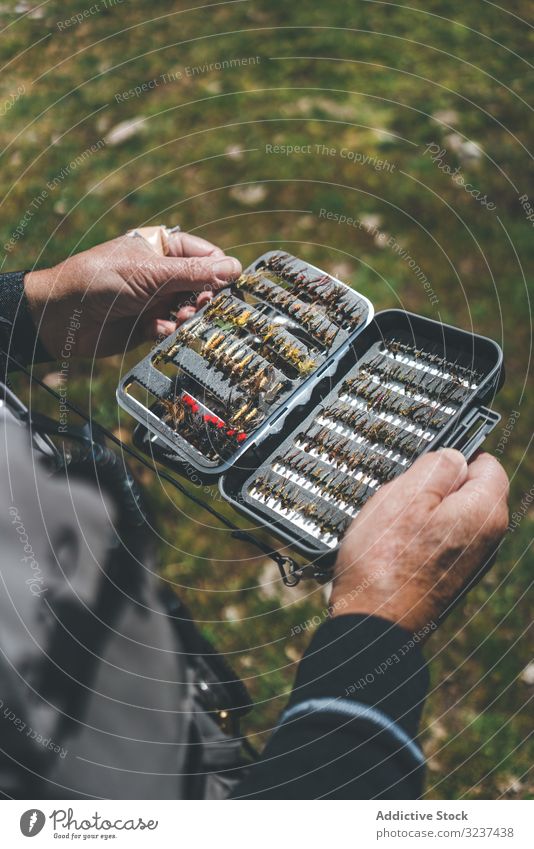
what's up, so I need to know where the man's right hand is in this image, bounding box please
[330,448,509,636]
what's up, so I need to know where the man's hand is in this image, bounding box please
[24,231,241,358]
[330,449,509,636]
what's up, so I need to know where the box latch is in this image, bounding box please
[445,406,501,460]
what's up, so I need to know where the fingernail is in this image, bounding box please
[438,447,466,464]
[210,257,242,284]
[437,447,468,477]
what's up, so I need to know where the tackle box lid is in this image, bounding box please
[116,251,375,482]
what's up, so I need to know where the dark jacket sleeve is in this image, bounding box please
[0,270,50,375]
[233,613,429,799]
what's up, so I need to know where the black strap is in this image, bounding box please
[3,349,301,586]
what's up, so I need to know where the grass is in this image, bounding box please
[1,0,532,799]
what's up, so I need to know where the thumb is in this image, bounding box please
[385,448,469,509]
[438,451,509,527]
[150,255,242,295]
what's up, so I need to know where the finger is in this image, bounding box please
[149,288,214,320]
[174,305,197,325]
[376,448,469,511]
[439,452,509,531]
[154,319,177,338]
[195,290,214,310]
[151,255,242,294]
[165,231,226,258]
[152,304,199,337]
[435,454,510,602]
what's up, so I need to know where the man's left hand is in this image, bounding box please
[24,230,241,358]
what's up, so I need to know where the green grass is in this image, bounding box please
[1,0,532,799]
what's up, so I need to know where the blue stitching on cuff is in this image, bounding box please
[279,698,425,766]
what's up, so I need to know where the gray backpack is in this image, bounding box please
[0,382,253,799]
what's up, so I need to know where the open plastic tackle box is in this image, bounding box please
[117,250,504,565]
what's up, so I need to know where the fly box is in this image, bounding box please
[117,250,374,481]
[117,251,504,567]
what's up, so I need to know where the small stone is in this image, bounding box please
[432,109,459,127]
[225,145,244,160]
[359,213,382,232]
[223,605,241,622]
[230,184,267,205]
[104,117,147,146]
[520,661,534,685]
